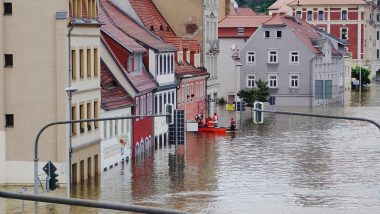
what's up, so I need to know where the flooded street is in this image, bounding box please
[2,83,380,213]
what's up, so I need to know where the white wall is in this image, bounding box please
[0,131,5,185]
[100,107,132,170]
[218,38,246,101]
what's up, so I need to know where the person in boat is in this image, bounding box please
[230,118,236,131]
[201,113,205,126]
[213,113,218,128]
[207,116,214,128]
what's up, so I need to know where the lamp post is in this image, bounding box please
[65,86,78,198]
[232,52,242,126]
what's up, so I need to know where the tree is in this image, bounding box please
[351,66,371,87]
[248,0,276,14]
[237,79,271,114]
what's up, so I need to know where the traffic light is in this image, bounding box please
[254,101,264,124]
[165,104,174,124]
[235,101,246,112]
[49,172,59,191]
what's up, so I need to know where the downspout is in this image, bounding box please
[310,55,316,107]
[205,72,210,114]
[68,26,73,87]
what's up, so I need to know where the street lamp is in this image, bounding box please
[65,86,78,197]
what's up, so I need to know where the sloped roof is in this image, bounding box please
[99,5,145,53]
[101,63,134,111]
[288,0,366,6]
[101,33,158,93]
[264,15,323,54]
[128,0,207,77]
[129,0,176,37]
[99,0,176,52]
[219,15,272,28]
[236,8,256,16]
[269,0,294,10]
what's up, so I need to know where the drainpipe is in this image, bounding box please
[310,55,316,107]
[205,72,210,115]
[67,25,74,196]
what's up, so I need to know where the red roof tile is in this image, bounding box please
[219,15,272,28]
[101,33,158,93]
[129,0,176,37]
[236,8,256,16]
[99,5,146,53]
[263,15,341,55]
[288,0,366,6]
[101,63,134,111]
[99,0,175,52]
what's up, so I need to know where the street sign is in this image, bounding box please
[43,161,56,176]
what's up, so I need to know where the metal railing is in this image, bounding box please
[253,109,380,131]
[0,190,188,214]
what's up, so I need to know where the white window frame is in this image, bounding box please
[246,51,256,64]
[296,10,302,18]
[268,49,278,64]
[289,74,299,88]
[268,74,278,88]
[289,51,299,64]
[318,10,324,20]
[264,30,270,38]
[341,28,348,40]
[246,74,255,88]
[276,30,282,39]
[341,9,348,20]
[307,11,313,20]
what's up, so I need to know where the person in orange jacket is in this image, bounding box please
[230,118,237,131]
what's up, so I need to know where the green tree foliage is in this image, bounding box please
[351,66,371,87]
[248,0,277,13]
[237,79,271,108]
[234,0,276,13]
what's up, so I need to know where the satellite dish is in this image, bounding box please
[231,43,236,50]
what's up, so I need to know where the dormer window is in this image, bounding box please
[71,0,82,18]
[296,11,301,18]
[86,0,97,18]
[186,51,191,63]
[127,53,143,72]
[178,51,184,64]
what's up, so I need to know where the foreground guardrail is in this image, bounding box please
[0,190,189,214]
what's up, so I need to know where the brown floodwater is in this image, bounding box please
[1,83,380,213]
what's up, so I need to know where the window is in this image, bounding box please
[171,54,174,72]
[264,30,270,38]
[307,11,312,20]
[94,48,98,77]
[87,102,92,131]
[4,3,12,15]
[5,114,14,127]
[296,11,301,18]
[72,50,76,79]
[87,0,97,18]
[377,13,380,22]
[178,51,183,64]
[246,75,255,88]
[268,74,278,88]
[186,51,190,63]
[71,0,82,18]
[377,49,379,59]
[4,54,13,67]
[276,31,282,38]
[159,94,162,114]
[94,101,99,128]
[268,50,278,63]
[289,74,299,88]
[247,51,255,63]
[87,49,91,78]
[80,104,85,133]
[318,10,324,20]
[182,84,185,103]
[72,106,77,135]
[341,10,348,20]
[341,28,348,40]
[154,95,158,114]
[80,49,84,79]
[190,84,193,101]
[237,27,245,36]
[290,51,299,64]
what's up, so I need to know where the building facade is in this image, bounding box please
[240,15,345,106]
[366,0,380,77]
[269,0,368,89]
[218,15,271,103]
[0,0,101,185]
